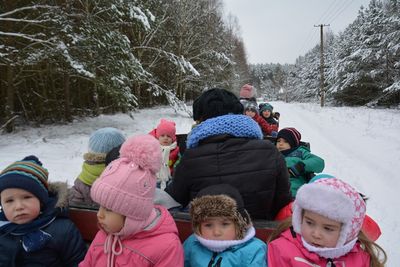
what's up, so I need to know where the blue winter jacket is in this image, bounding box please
[184,234,267,267]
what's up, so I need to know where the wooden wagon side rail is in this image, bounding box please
[69,206,278,243]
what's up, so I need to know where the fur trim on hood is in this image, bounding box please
[83,152,106,163]
[48,182,69,209]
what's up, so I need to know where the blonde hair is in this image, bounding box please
[268,217,387,267]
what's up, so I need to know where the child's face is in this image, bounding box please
[0,188,41,224]
[276,138,291,151]
[200,217,237,241]
[301,210,342,248]
[158,134,173,146]
[262,110,271,118]
[245,110,256,118]
[97,206,125,234]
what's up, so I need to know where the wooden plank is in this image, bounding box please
[69,207,277,243]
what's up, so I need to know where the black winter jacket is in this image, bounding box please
[166,135,292,219]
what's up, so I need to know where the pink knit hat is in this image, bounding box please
[292,178,366,248]
[91,134,162,238]
[239,84,255,99]
[156,119,176,142]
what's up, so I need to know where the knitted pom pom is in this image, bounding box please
[22,155,43,166]
[119,134,162,173]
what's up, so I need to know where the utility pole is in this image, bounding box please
[314,24,329,107]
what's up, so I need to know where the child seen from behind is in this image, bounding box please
[267,177,387,267]
[79,134,184,267]
[69,127,126,206]
[0,156,86,266]
[149,119,180,190]
[276,127,325,197]
[184,184,267,267]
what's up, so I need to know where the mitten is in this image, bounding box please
[271,131,278,137]
[288,162,305,177]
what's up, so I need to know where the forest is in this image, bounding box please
[1,0,399,132]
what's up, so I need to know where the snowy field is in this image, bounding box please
[0,102,399,265]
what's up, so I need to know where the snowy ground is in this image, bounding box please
[0,102,399,265]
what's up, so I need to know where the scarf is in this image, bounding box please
[194,226,256,253]
[78,162,106,186]
[0,196,61,252]
[187,115,263,149]
[157,142,177,190]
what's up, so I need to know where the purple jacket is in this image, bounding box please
[79,206,184,267]
[268,229,370,267]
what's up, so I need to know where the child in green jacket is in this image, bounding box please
[276,127,325,197]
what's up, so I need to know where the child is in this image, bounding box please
[267,177,387,267]
[276,127,325,197]
[69,127,126,206]
[184,184,267,267]
[243,102,275,136]
[149,119,180,190]
[0,156,86,266]
[79,134,184,267]
[239,84,257,106]
[258,103,279,134]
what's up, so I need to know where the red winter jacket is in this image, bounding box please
[268,228,370,267]
[252,113,276,135]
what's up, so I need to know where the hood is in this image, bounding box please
[129,205,179,240]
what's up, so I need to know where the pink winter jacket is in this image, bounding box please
[268,228,370,267]
[79,206,184,267]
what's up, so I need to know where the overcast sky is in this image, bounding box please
[223,0,372,64]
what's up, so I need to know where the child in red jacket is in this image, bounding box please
[268,177,387,267]
[243,102,275,136]
[149,119,180,190]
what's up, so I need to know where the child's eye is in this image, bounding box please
[4,199,13,203]
[203,223,212,228]
[305,220,314,226]
[324,227,334,232]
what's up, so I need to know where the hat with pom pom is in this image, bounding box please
[91,134,162,237]
[156,119,176,142]
[0,155,49,206]
[88,127,126,154]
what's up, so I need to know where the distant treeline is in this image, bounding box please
[251,0,400,107]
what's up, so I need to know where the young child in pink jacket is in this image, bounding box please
[267,177,387,267]
[79,134,184,267]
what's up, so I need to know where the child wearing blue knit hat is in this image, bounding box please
[0,156,86,266]
[69,127,126,206]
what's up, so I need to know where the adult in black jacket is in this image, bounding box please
[166,88,292,219]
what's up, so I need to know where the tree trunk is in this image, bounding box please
[64,72,72,122]
[5,65,15,132]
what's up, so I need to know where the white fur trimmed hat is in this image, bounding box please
[292,178,366,247]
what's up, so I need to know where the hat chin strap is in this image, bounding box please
[118,208,157,238]
[301,236,357,259]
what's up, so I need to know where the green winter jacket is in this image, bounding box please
[284,146,325,197]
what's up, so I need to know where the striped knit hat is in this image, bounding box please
[277,127,301,149]
[0,156,49,206]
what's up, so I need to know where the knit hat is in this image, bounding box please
[193,88,244,122]
[239,84,256,99]
[259,103,273,113]
[88,127,126,154]
[190,184,251,240]
[155,119,176,142]
[243,101,259,114]
[91,134,162,237]
[0,156,49,206]
[276,127,301,149]
[292,178,366,248]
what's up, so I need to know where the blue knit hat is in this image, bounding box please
[0,155,49,205]
[88,127,126,154]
